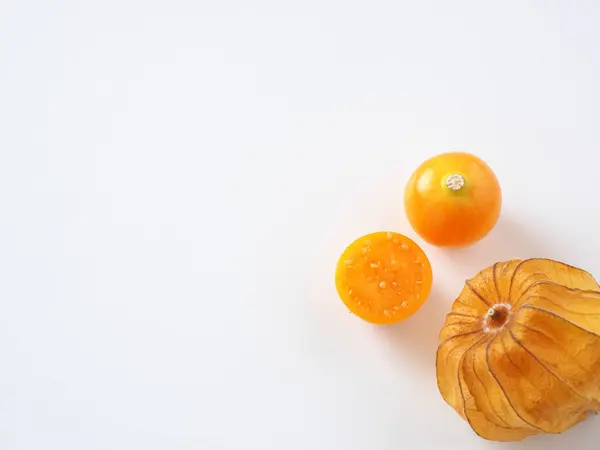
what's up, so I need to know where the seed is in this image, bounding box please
[379,281,387,289]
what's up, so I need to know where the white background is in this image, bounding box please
[1,1,599,449]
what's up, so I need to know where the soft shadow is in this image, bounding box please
[371,285,447,374]
[483,414,598,449]
[437,215,571,279]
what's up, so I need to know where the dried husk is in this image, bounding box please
[436,258,600,441]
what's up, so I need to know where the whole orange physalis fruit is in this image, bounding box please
[404,152,501,247]
[335,231,432,325]
[437,258,600,441]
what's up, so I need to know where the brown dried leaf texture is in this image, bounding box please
[436,258,600,441]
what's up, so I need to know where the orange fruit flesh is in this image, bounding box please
[335,232,432,324]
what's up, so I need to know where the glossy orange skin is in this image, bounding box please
[335,232,432,325]
[404,152,501,247]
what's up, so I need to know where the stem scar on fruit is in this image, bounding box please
[335,231,432,325]
[404,152,502,247]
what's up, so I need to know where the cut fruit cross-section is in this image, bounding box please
[335,231,432,325]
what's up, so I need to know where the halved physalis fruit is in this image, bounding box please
[335,231,432,324]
